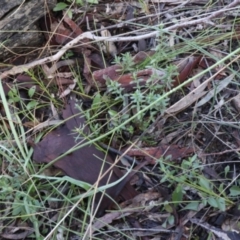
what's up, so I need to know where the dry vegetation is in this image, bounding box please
[1,0,240,239]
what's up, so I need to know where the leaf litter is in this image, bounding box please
[1,0,240,239]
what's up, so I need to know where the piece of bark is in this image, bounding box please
[33,98,138,215]
[0,0,22,18]
[0,0,56,61]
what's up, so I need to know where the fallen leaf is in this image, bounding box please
[89,192,161,235]
[33,98,137,215]
[232,93,240,112]
[51,21,72,45]
[100,25,117,56]
[165,76,212,115]
[174,56,202,87]
[58,78,77,98]
[126,145,194,164]
[196,74,235,107]
[92,66,165,90]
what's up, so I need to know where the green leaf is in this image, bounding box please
[66,9,72,19]
[202,198,207,206]
[92,93,102,112]
[178,175,187,183]
[217,197,225,211]
[160,174,168,183]
[167,215,175,225]
[207,196,225,211]
[199,176,211,191]
[28,86,36,98]
[182,202,199,211]
[229,186,240,196]
[87,0,98,4]
[27,100,38,110]
[172,185,183,206]
[207,196,218,208]
[76,0,83,4]
[181,159,190,169]
[164,202,173,213]
[8,88,17,98]
[53,2,68,11]
[9,97,20,103]
[12,204,23,216]
[224,165,230,178]
[8,88,20,102]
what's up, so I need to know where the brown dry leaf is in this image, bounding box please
[89,51,156,89]
[174,56,202,87]
[63,14,83,36]
[0,220,34,240]
[90,192,161,233]
[100,25,118,56]
[92,64,122,86]
[50,15,84,46]
[55,77,74,86]
[92,66,165,90]
[190,68,204,89]
[209,49,227,77]
[160,129,182,144]
[132,51,156,64]
[91,53,199,90]
[196,74,234,107]
[33,98,137,215]
[1,229,34,240]
[165,77,212,115]
[51,21,72,45]
[190,218,236,240]
[117,69,163,90]
[126,145,194,164]
[89,52,108,70]
[83,49,96,86]
[58,78,77,98]
[232,93,240,112]
[222,218,240,233]
[63,13,93,54]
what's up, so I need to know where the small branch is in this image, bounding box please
[1,0,239,79]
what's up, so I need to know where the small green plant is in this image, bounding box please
[102,52,177,135]
[61,50,74,60]
[77,50,178,138]
[113,52,135,73]
[158,155,232,212]
[8,86,39,112]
